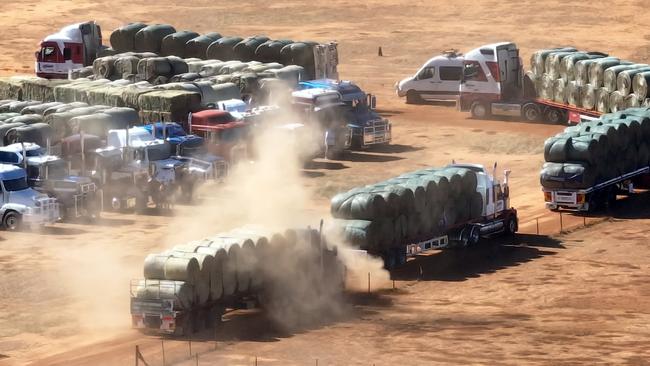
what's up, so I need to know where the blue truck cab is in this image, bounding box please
[298,79,391,149]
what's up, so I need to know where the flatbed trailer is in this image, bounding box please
[378,208,518,269]
[543,166,650,212]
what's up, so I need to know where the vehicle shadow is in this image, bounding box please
[304,160,348,170]
[363,144,423,154]
[70,216,136,227]
[302,171,325,178]
[36,226,88,236]
[184,292,394,343]
[391,234,562,282]
[339,152,404,163]
[375,108,404,117]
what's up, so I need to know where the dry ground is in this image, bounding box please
[0,0,649,365]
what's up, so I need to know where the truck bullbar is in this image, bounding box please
[406,235,449,257]
[362,119,391,145]
[73,182,96,218]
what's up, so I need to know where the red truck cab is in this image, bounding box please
[188,110,251,163]
[36,22,102,79]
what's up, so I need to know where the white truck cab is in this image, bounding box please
[458,42,525,118]
[0,164,59,230]
[396,50,464,104]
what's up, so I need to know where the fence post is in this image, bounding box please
[536,218,539,235]
[367,272,371,294]
[559,212,563,233]
[135,345,138,366]
[189,338,192,358]
[195,353,199,366]
[255,356,258,366]
[583,216,586,227]
[161,340,165,366]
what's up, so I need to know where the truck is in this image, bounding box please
[187,110,252,164]
[299,79,391,149]
[458,42,601,124]
[0,164,59,230]
[542,166,650,212]
[107,127,196,206]
[395,50,465,104]
[0,143,99,220]
[60,133,149,212]
[35,22,103,79]
[290,88,352,159]
[350,163,518,269]
[142,122,228,181]
[130,225,345,336]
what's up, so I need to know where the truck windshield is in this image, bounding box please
[46,161,68,180]
[315,105,347,128]
[2,178,28,191]
[145,145,171,161]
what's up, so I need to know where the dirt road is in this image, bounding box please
[0,0,649,365]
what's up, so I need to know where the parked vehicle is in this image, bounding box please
[299,79,391,149]
[458,42,599,124]
[0,164,59,230]
[396,50,464,104]
[35,22,103,79]
[188,110,251,164]
[290,88,352,159]
[0,143,99,220]
[143,122,228,181]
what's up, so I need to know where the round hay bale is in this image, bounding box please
[92,56,117,79]
[185,33,222,59]
[608,91,625,113]
[596,87,610,113]
[166,56,189,75]
[255,40,293,63]
[566,81,582,107]
[633,71,650,101]
[581,84,597,109]
[4,114,43,125]
[114,55,141,76]
[110,23,148,52]
[617,67,650,95]
[135,279,194,309]
[0,122,25,146]
[603,64,648,92]
[21,102,64,116]
[144,254,201,284]
[160,30,200,57]
[206,36,244,60]
[134,24,177,53]
[588,58,625,87]
[233,36,270,61]
[4,123,53,146]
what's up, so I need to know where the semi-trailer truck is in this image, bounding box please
[458,42,601,124]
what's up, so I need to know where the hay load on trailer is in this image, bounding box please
[131,225,345,336]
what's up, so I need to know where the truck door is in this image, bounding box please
[497,45,520,99]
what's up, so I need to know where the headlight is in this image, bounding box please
[33,200,41,207]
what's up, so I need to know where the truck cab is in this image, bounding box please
[35,21,102,79]
[0,143,98,220]
[396,50,464,104]
[299,79,391,149]
[0,164,59,230]
[143,122,228,181]
[458,42,542,120]
[290,88,352,159]
[188,110,251,164]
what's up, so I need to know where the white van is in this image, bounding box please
[396,50,464,104]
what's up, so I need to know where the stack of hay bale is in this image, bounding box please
[135,226,344,317]
[0,99,139,145]
[540,108,650,189]
[0,76,70,102]
[530,48,650,113]
[105,23,325,80]
[329,166,484,253]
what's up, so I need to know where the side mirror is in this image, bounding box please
[370,95,377,110]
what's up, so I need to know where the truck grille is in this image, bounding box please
[363,119,391,145]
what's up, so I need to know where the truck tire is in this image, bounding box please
[406,90,421,104]
[505,216,518,236]
[543,107,565,124]
[2,211,21,231]
[521,103,541,122]
[470,102,490,119]
[466,225,480,247]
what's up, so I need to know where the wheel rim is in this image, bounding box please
[6,215,17,230]
[524,106,538,120]
[473,104,486,118]
[548,110,561,123]
[509,219,516,233]
[471,229,480,245]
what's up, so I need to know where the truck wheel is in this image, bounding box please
[505,217,518,236]
[470,102,490,119]
[3,211,21,231]
[522,103,541,122]
[467,226,480,246]
[406,90,421,104]
[543,107,565,124]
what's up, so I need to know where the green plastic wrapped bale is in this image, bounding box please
[330,191,387,221]
[184,33,222,59]
[443,167,478,194]
[4,114,43,125]
[233,36,270,62]
[4,123,53,146]
[206,37,244,60]
[134,24,176,53]
[161,31,200,57]
[0,100,42,113]
[540,162,598,189]
[137,90,201,115]
[255,40,293,63]
[110,23,148,52]
[21,102,64,115]
[43,102,88,116]
[0,113,20,121]
[469,192,484,219]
